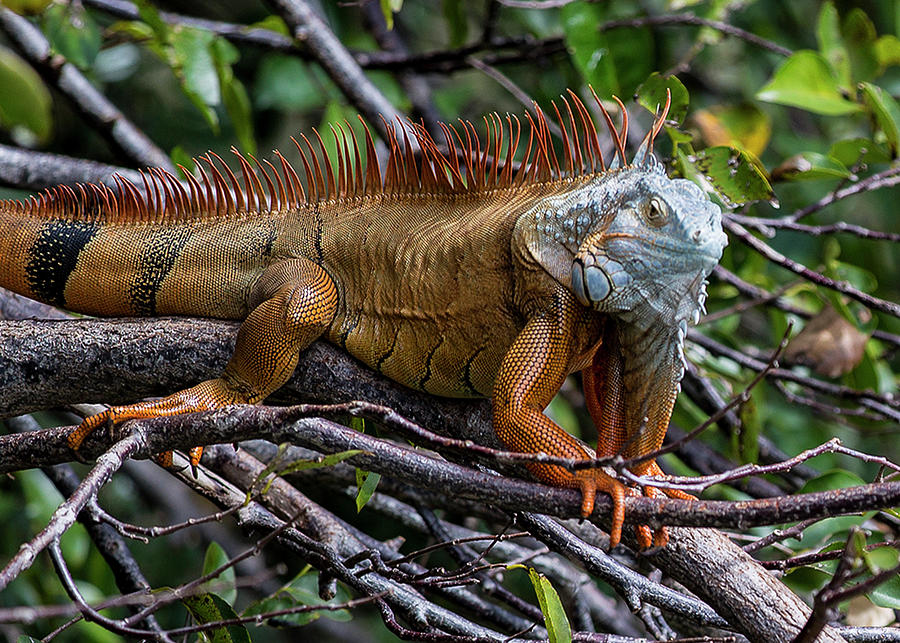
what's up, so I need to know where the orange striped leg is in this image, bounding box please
[492,294,628,541]
[68,259,338,467]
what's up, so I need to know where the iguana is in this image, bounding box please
[0,90,726,548]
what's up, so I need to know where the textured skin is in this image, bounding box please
[0,99,726,548]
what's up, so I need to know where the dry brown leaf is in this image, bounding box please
[784,304,870,378]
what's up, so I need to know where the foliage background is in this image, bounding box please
[1,0,899,641]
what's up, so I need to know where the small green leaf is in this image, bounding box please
[42,4,101,70]
[172,28,219,106]
[0,46,53,143]
[816,2,847,88]
[771,152,852,181]
[864,546,899,574]
[757,50,861,115]
[869,572,900,609]
[182,593,250,643]
[528,568,572,643]
[677,146,774,206]
[636,72,689,124]
[860,82,900,157]
[282,450,365,476]
[842,9,879,83]
[203,542,236,605]
[355,469,381,512]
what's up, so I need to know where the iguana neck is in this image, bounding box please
[612,272,707,457]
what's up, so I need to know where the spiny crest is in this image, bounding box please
[2,90,671,223]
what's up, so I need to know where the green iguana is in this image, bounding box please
[0,90,726,548]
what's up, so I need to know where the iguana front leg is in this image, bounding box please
[68,258,338,465]
[583,327,694,548]
[492,290,631,543]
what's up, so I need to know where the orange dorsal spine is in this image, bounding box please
[0,91,666,224]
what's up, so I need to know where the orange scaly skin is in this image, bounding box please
[0,92,726,548]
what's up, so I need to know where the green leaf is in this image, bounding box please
[757,50,861,115]
[843,9,879,83]
[528,568,572,643]
[171,27,220,106]
[860,82,900,157]
[771,152,852,181]
[0,46,53,144]
[562,3,618,95]
[203,542,237,605]
[636,72,689,124]
[677,146,774,207]
[355,469,381,512]
[134,0,169,40]
[870,573,900,609]
[816,2,848,89]
[864,546,899,574]
[182,593,250,643]
[42,3,101,70]
[442,0,468,48]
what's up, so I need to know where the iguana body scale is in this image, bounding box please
[0,92,727,548]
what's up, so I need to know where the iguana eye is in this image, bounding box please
[645,197,668,227]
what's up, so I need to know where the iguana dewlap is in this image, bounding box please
[0,91,726,548]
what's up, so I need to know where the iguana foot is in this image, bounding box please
[66,379,244,467]
[574,463,695,550]
[574,468,640,549]
[634,462,697,548]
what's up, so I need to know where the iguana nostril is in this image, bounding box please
[692,228,702,243]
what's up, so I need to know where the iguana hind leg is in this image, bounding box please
[68,258,338,466]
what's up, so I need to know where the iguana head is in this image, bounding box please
[569,162,727,326]
[523,158,727,329]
